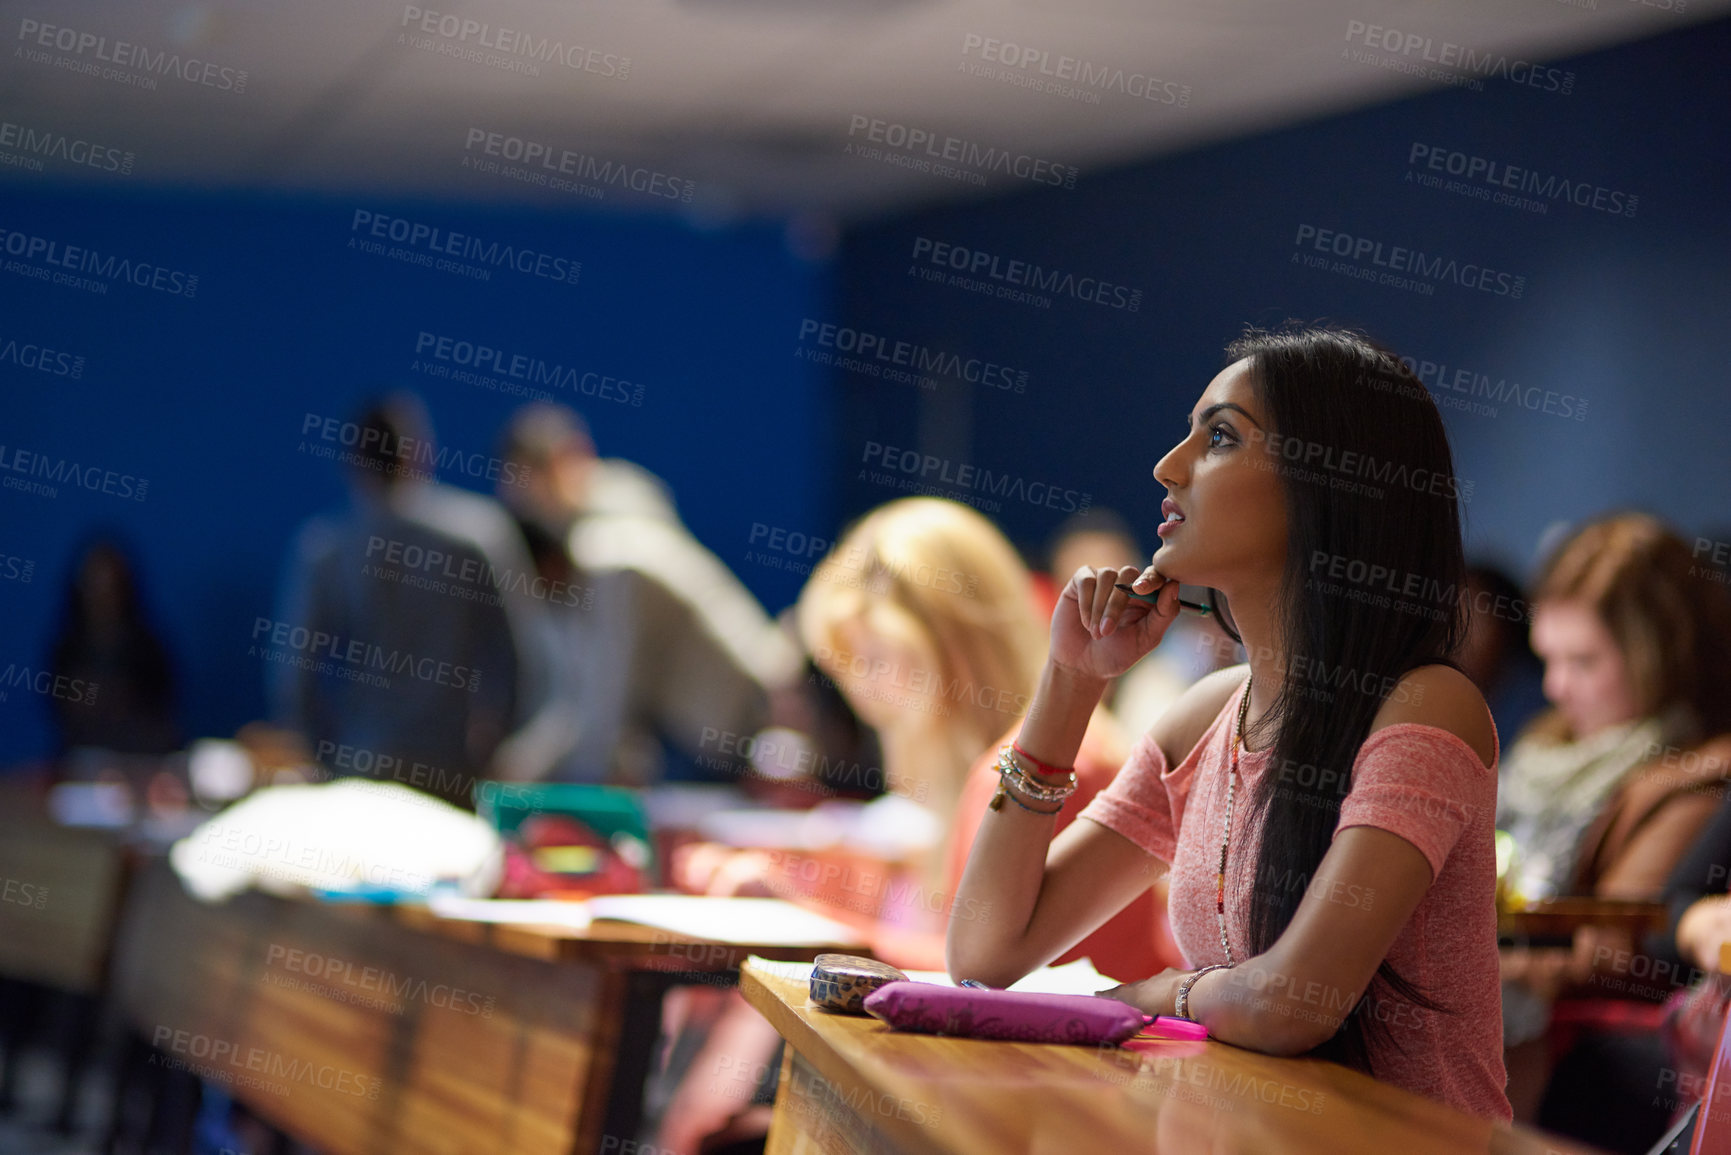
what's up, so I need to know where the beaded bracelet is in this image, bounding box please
[1004,745,1077,791]
[992,755,1066,812]
[996,747,1076,801]
[991,781,1063,815]
[989,747,1074,813]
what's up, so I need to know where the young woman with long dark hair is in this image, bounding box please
[948,326,1511,1121]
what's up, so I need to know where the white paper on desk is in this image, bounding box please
[586,894,867,946]
[910,957,1127,994]
[694,802,867,850]
[1006,957,1131,993]
[425,895,594,929]
[748,956,1127,994]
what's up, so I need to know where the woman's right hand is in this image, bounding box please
[1049,564,1183,681]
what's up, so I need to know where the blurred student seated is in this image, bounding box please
[1496,512,1731,1117]
[650,498,1179,1155]
[270,395,544,809]
[489,403,800,786]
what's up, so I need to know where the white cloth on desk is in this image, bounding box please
[169,779,503,903]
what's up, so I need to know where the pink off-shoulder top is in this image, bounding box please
[1078,677,1512,1123]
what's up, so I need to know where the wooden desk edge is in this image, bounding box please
[1498,898,1668,939]
[739,960,1608,1155]
[393,902,871,966]
[740,959,954,1155]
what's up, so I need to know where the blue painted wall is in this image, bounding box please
[831,17,1731,574]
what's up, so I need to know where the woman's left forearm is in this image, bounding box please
[1171,826,1440,1056]
[1182,952,1344,1056]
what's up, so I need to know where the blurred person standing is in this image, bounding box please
[491,404,799,785]
[498,401,677,532]
[272,395,544,808]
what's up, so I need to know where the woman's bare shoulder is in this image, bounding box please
[1371,663,1497,770]
[1146,664,1249,767]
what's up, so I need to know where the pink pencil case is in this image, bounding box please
[862,982,1202,1045]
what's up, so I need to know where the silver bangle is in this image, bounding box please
[1174,963,1232,1021]
[994,748,1076,802]
[996,768,1073,804]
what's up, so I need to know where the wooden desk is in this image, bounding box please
[109,859,864,1154]
[1498,898,1668,941]
[0,810,134,1128]
[0,813,130,994]
[739,958,1611,1155]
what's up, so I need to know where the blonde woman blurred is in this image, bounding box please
[781,497,1169,971]
[795,498,1051,909]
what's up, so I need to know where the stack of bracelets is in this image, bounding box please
[989,742,1078,815]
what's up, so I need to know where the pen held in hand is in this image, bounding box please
[1113,583,1214,616]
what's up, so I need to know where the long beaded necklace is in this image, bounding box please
[1216,677,1253,967]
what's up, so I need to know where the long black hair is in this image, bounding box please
[1204,325,1470,1075]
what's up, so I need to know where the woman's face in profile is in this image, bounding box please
[1531,599,1640,737]
[1149,358,1287,591]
